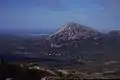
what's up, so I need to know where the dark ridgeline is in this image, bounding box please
[0,59,56,80]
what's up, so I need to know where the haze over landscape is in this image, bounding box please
[0,0,120,34]
[0,0,120,80]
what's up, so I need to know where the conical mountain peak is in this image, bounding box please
[49,22,102,41]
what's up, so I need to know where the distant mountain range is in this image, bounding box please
[48,22,120,42]
[46,22,120,54]
[0,22,120,60]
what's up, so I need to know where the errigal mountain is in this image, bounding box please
[47,22,105,54]
[49,22,103,42]
[0,22,120,59]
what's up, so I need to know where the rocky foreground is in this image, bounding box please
[0,60,120,80]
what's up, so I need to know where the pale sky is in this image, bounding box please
[0,0,120,34]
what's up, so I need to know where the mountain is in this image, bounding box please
[1,23,120,60]
[106,30,120,43]
[107,30,120,37]
[48,22,104,45]
[104,30,120,53]
[46,22,106,56]
[49,22,103,40]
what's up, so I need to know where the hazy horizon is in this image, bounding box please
[0,0,120,34]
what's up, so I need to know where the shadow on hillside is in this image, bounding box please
[0,60,55,80]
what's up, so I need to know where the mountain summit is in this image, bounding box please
[49,22,103,41]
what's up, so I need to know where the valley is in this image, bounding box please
[0,22,120,79]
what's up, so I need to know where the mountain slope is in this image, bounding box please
[104,30,120,53]
[46,22,105,55]
[48,22,104,44]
